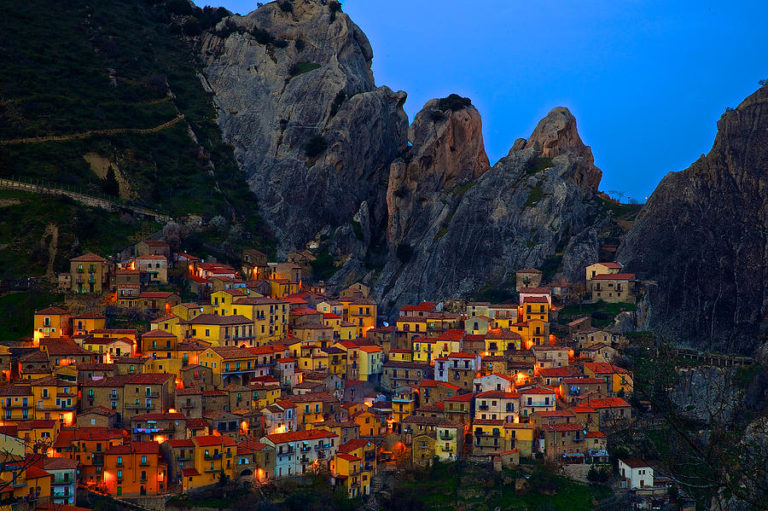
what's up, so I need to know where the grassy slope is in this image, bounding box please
[393,462,612,511]
[0,0,272,279]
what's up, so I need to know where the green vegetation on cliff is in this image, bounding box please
[0,0,273,278]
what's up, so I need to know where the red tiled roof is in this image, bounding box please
[338,438,371,453]
[444,393,474,402]
[193,435,227,447]
[127,373,174,385]
[336,453,361,462]
[473,419,504,426]
[400,302,436,312]
[265,429,338,444]
[591,273,635,281]
[25,465,52,479]
[584,397,631,409]
[522,296,549,304]
[620,457,650,468]
[446,352,476,359]
[435,329,465,342]
[584,362,629,375]
[35,307,68,315]
[585,431,606,438]
[71,252,107,262]
[519,387,555,395]
[187,418,208,429]
[538,367,573,378]
[167,439,195,448]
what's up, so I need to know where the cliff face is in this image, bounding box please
[618,85,768,353]
[200,1,407,252]
[198,2,615,318]
[386,96,490,247]
[368,105,605,312]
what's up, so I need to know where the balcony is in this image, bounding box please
[204,453,223,460]
[478,405,489,411]
[143,392,160,398]
[314,443,333,450]
[125,403,155,410]
[439,433,454,440]
[300,445,311,452]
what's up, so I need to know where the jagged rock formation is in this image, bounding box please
[518,106,602,192]
[199,1,407,252]
[618,85,768,354]
[386,96,490,247]
[198,2,620,318]
[367,105,605,313]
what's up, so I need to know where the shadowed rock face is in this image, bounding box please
[618,85,768,354]
[200,0,407,253]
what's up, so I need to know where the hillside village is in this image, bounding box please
[0,237,679,510]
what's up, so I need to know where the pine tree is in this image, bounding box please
[102,166,120,197]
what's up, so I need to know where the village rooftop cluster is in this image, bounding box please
[0,237,659,508]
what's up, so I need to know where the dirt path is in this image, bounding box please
[0,114,184,146]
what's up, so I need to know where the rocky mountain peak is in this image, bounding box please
[200,1,407,253]
[386,95,489,244]
[519,107,602,192]
[409,95,489,189]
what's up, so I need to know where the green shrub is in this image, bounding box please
[351,220,363,240]
[524,182,545,208]
[295,38,305,51]
[289,61,321,77]
[166,0,193,15]
[330,90,346,117]
[102,166,120,197]
[304,134,327,158]
[182,18,202,36]
[278,1,293,12]
[310,248,337,280]
[251,26,274,45]
[526,156,553,175]
[328,1,342,22]
[437,93,472,112]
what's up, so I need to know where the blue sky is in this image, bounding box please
[199,0,768,201]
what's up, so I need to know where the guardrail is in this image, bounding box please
[0,177,171,222]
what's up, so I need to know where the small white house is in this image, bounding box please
[619,458,654,489]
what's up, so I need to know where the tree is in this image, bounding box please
[102,166,120,197]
